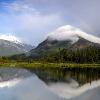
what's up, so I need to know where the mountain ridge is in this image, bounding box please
[0,39,33,56]
[28,25,100,59]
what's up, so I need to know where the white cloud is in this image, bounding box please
[0,2,63,45]
[0,34,21,43]
[1,2,39,14]
[47,25,100,44]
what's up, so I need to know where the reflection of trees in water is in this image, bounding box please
[28,67,100,85]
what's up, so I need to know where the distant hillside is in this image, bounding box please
[9,25,100,63]
[0,39,33,56]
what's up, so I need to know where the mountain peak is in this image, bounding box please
[47,25,100,44]
[0,34,22,44]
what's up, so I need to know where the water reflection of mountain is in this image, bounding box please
[28,67,100,85]
[0,68,100,100]
[0,68,32,82]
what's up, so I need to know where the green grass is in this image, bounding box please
[0,61,100,69]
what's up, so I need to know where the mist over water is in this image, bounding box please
[0,68,99,100]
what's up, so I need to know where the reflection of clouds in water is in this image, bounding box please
[48,80,100,100]
[71,87,100,100]
[48,79,79,99]
[0,76,62,100]
[0,72,100,100]
[0,79,21,88]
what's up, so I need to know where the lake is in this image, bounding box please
[0,67,100,100]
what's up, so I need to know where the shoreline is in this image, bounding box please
[0,62,100,68]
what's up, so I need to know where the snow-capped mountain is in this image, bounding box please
[29,25,100,58]
[0,34,22,44]
[0,34,33,56]
[36,25,100,50]
[47,25,100,44]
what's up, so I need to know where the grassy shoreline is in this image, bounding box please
[0,62,100,68]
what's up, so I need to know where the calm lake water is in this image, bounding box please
[0,67,100,100]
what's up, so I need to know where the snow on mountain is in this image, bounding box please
[0,34,34,56]
[47,25,100,44]
[0,34,22,44]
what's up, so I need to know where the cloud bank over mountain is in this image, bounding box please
[0,0,100,45]
[0,34,21,44]
[47,25,100,44]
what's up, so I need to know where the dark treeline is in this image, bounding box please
[0,46,100,64]
[46,46,100,63]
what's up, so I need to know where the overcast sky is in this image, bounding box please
[0,0,100,45]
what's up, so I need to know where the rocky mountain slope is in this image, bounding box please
[29,25,100,58]
[0,35,33,56]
